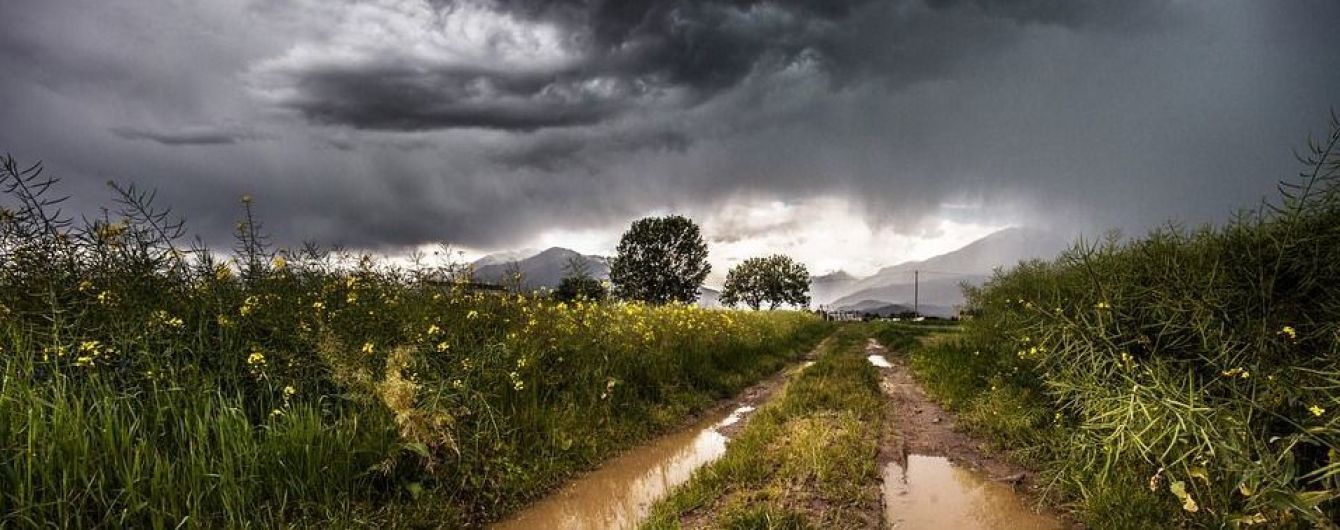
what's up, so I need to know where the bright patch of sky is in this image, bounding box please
[437,196,1007,286]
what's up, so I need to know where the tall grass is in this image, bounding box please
[0,156,829,527]
[917,113,1340,528]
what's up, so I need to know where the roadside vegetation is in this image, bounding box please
[903,115,1340,528]
[642,324,928,529]
[0,156,828,528]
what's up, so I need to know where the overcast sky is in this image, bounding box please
[2,0,1338,277]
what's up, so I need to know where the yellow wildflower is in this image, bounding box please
[247,352,266,365]
[467,310,479,320]
[271,255,287,270]
[1221,367,1250,379]
[1309,404,1326,417]
[283,386,297,397]
[1280,326,1297,341]
[427,324,441,336]
[361,342,375,354]
[435,341,450,353]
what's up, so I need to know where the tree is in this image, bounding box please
[609,215,710,304]
[499,260,525,292]
[554,257,607,302]
[720,254,810,310]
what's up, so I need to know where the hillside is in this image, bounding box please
[823,227,1067,313]
[809,270,859,306]
[472,247,610,289]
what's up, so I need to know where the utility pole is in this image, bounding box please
[913,270,919,316]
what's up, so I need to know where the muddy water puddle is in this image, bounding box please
[493,403,756,530]
[883,455,1062,530]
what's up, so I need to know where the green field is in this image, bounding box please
[0,176,829,528]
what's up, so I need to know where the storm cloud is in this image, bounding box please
[1,0,1338,260]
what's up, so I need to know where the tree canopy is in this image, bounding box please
[609,215,710,304]
[720,254,810,310]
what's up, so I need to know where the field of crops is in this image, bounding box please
[0,165,828,527]
[909,117,1340,527]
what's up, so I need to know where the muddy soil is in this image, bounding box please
[867,338,1072,528]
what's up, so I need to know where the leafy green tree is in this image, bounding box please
[720,254,810,310]
[609,215,711,304]
[554,257,607,302]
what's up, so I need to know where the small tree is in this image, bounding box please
[500,260,525,292]
[554,257,607,302]
[609,215,710,304]
[720,254,810,310]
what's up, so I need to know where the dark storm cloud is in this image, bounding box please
[1,0,1339,256]
[252,0,874,131]
[254,0,1177,133]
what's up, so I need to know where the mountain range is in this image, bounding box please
[471,247,609,289]
[818,227,1068,316]
[469,226,1069,314]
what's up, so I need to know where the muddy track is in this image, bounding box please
[867,338,1072,528]
[714,339,823,439]
[494,336,830,529]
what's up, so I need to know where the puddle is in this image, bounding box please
[867,354,893,368]
[883,455,1062,530]
[494,404,757,530]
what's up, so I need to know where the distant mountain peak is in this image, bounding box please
[471,246,610,288]
[819,225,1069,311]
[535,246,578,257]
[812,270,856,282]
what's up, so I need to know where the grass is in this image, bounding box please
[895,114,1340,528]
[642,323,928,529]
[0,155,832,528]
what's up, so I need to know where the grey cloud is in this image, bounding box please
[2,0,1339,259]
[252,0,1177,133]
[110,125,268,146]
[490,128,691,171]
[250,0,870,131]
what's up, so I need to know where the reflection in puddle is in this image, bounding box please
[867,354,893,368]
[883,455,1061,530]
[716,405,755,428]
[494,405,756,530]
